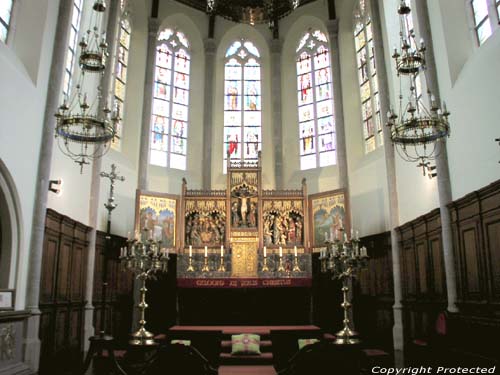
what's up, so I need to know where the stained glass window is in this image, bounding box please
[296,30,336,170]
[150,28,190,170]
[223,40,261,172]
[0,0,13,43]
[112,18,131,150]
[63,0,84,97]
[354,14,383,154]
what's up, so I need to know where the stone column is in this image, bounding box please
[271,38,284,189]
[202,38,216,189]
[370,0,405,350]
[83,0,122,351]
[326,20,349,192]
[24,0,74,371]
[137,18,160,190]
[414,0,458,313]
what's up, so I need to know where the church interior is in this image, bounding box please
[0,0,499,374]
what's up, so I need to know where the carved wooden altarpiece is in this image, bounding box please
[178,156,312,288]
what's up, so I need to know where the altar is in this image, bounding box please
[134,154,348,290]
[177,155,312,287]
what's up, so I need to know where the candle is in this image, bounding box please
[263,246,267,257]
[149,230,153,240]
[279,246,282,257]
[127,231,131,240]
[334,229,338,241]
[204,246,208,258]
[294,245,297,257]
[324,232,328,241]
[351,228,354,240]
[221,245,224,257]
[356,230,359,240]
[189,245,192,257]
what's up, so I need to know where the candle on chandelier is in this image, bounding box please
[189,245,192,257]
[294,245,297,257]
[221,245,224,257]
[279,246,283,257]
[263,246,267,257]
[204,246,208,258]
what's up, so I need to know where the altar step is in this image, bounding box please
[218,365,277,375]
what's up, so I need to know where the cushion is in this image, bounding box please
[231,334,261,355]
[171,339,191,346]
[298,338,320,350]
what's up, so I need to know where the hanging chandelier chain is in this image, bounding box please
[387,0,450,175]
[55,0,118,172]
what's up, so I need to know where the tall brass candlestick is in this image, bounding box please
[120,237,169,346]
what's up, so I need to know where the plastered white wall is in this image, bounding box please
[0,0,59,309]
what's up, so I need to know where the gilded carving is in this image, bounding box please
[231,238,259,277]
[0,324,15,361]
[185,200,226,246]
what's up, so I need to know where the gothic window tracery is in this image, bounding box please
[296,30,336,170]
[63,0,84,97]
[150,28,191,170]
[354,2,383,153]
[223,40,262,172]
[112,18,131,150]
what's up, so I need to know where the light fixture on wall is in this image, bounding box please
[48,179,63,195]
[387,0,450,176]
[496,138,500,163]
[206,0,301,26]
[55,0,119,173]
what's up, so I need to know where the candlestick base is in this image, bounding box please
[187,256,195,272]
[334,327,361,345]
[201,257,210,272]
[277,257,285,272]
[261,257,270,272]
[292,257,301,272]
[217,257,226,272]
[129,327,156,346]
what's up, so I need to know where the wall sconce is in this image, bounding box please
[49,179,63,195]
[496,138,500,163]
[427,164,437,180]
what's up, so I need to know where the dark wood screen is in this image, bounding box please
[39,209,134,374]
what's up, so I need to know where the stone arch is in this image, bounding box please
[0,159,23,290]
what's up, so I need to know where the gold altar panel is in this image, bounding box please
[231,236,259,277]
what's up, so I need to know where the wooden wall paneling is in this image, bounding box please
[429,236,444,297]
[416,241,428,295]
[484,217,500,301]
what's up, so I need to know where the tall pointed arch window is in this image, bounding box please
[0,0,14,43]
[63,0,84,97]
[150,29,191,170]
[354,3,383,153]
[112,18,131,150]
[296,30,336,170]
[223,40,262,172]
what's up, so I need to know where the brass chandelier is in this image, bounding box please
[206,0,300,26]
[387,0,450,176]
[55,0,119,172]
